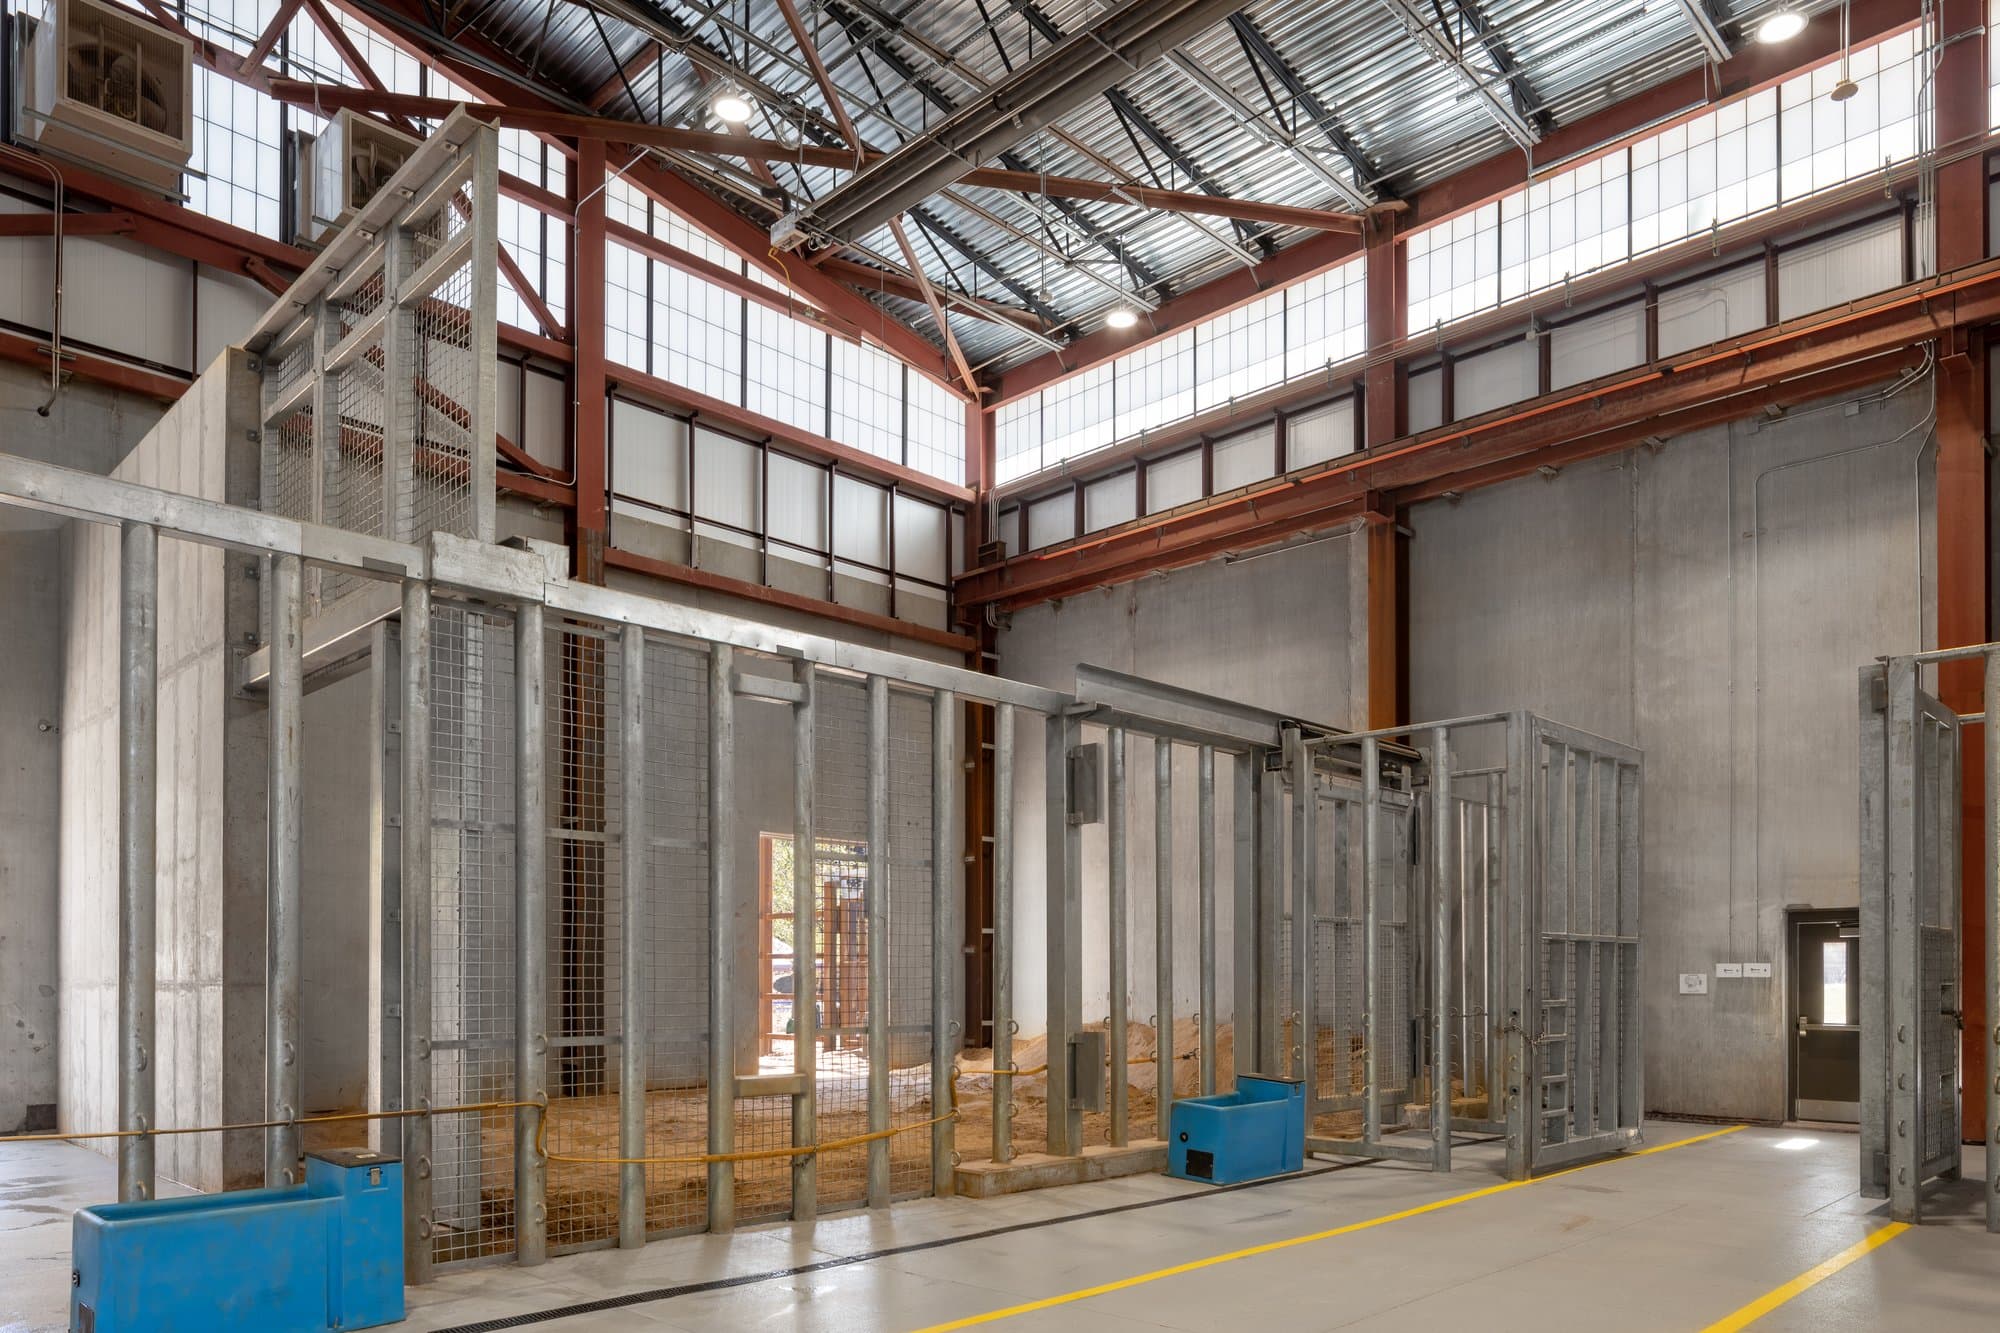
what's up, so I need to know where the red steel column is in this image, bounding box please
[572,137,609,584]
[1363,215,1407,729]
[1934,0,1990,1144]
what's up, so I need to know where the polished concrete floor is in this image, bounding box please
[3,1123,1994,1332]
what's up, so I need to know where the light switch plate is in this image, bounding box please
[1679,973,1708,995]
[1744,962,1773,979]
[1716,963,1744,979]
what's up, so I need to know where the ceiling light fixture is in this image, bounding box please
[1831,1,1858,101]
[1756,6,1807,44]
[1105,307,1139,330]
[712,88,756,125]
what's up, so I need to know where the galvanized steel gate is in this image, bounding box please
[1290,713,1643,1179]
[1859,655,1980,1226]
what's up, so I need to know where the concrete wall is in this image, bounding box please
[59,351,267,1190]
[996,532,1370,1037]
[992,378,1933,1124]
[1408,381,1933,1123]
[0,368,162,1135]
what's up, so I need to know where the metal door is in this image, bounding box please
[1791,916,1860,1123]
[1860,661,1962,1219]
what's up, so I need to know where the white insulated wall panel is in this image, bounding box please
[1550,302,1646,390]
[610,398,688,513]
[1777,215,1903,321]
[1657,261,1764,356]
[1409,365,1444,433]
[893,493,948,584]
[692,426,760,549]
[1287,398,1355,469]
[1453,337,1536,419]
[1210,423,1276,493]
[1146,449,1203,513]
[1026,492,1075,549]
[832,472,889,569]
[1084,470,1138,532]
[766,451,828,553]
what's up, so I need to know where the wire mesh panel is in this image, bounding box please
[886,687,936,1200]
[1449,776,1503,1121]
[252,115,495,578]
[641,637,711,1237]
[406,201,482,544]
[813,674,871,1213]
[543,623,622,1254]
[427,602,518,1267]
[1309,792,1362,1119]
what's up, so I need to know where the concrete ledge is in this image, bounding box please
[954,1141,1169,1199]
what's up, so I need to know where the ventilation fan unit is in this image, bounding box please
[22,0,193,191]
[310,109,420,238]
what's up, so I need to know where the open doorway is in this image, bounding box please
[1788,909,1861,1123]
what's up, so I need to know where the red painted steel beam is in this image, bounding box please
[957,258,2000,610]
[989,0,1920,404]
[0,329,189,401]
[572,138,610,584]
[323,0,963,389]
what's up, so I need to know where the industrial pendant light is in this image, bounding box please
[712,86,755,124]
[1105,307,1139,330]
[1831,2,1858,101]
[1755,5,1807,45]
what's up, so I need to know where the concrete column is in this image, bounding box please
[117,521,158,1203]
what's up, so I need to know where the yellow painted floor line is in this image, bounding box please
[1697,1222,1911,1332]
[911,1125,1746,1332]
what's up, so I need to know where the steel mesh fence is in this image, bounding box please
[641,637,711,1237]
[407,212,479,544]
[544,623,622,1254]
[813,675,870,1213]
[886,686,935,1200]
[428,603,518,1267]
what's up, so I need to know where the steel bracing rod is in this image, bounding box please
[617,623,647,1249]
[1108,727,1130,1146]
[931,689,959,1195]
[399,581,435,1283]
[866,676,892,1207]
[267,553,306,1187]
[1372,0,1539,148]
[1222,14,1376,207]
[117,522,158,1203]
[991,704,1017,1164]
[792,661,819,1220]
[707,644,736,1231]
[1669,0,1733,65]
[1154,737,1175,1139]
[515,601,548,1264]
[1440,0,1550,136]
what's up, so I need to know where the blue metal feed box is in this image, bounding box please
[71,1148,405,1333]
[1167,1075,1305,1185]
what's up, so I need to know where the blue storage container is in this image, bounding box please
[71,1148,404,1332]
[1166,1075,1305,1185]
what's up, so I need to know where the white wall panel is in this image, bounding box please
[1026,492,1075,549]
[65,239,191,372]
[1083,470,1138,533]
[1287,398,1355,469]
[692,426,760,544]
[610,399,688,512]
[194,271,270,370]
[893,493,948,584]
[1146,449,1203,513]
[1453,337,1536,419]
[1777,215,1903,320]
[1657,261,1764,355]
[1550,301,1646,390]
[767,451,828,553]
[1210,424,1276,493]
[832,472,889,568]
[523,365,567,464]
[1409,365,1444,433]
